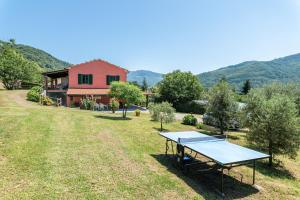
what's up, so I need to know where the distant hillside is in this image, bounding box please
[127,70,163,86]
[0,40,70,70]
[198,53,300,89]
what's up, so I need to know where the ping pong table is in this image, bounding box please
[159,131,269,196]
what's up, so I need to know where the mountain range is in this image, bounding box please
[1,39,300,89]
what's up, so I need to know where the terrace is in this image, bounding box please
[43,69,69,91]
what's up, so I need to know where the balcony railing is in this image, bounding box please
[47,84,68,90]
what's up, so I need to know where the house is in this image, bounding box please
[42,59,128,107]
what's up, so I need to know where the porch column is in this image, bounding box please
[66,95,71,107]
[44,76,48,90]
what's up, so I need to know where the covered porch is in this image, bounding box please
[66,89,111,107]
[42,69,69,91]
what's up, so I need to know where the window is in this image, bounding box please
[78,74,93,85]
[106,75,120,85]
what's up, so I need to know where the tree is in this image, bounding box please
[241,79,251,95]
[208,80,237,134]
[148,102,175,131]
[246,90,300,167]
[0,43,42,90]
[141,77,148,91]
[158,70,203,108]
[109,82,145,118]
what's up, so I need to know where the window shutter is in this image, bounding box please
[116,76,120,81]
[89,74,93,84]
[78,74,82,84]
[106,76,109,85]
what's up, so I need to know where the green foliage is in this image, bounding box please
[26,86,43,102]
[80,98,95,110]
[109,81,145,118]
[246,90,300,166]
[249,82,300,115]
[0,42,43,90]
[149,102,175,122]
[182,114,198,126]
[41,96,53,106]
[196,123,203,129]
[176,100,207,114]
[0,40,70,70]
[158,70,204,108]
[208,80,237,134]
[109,98,120,113]
[241,79,251,94]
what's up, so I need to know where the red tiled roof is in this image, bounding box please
[67,89,110,95]
[68,59,128,72]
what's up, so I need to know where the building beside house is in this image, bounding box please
[42,59,128,107]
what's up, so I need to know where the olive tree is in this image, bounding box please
[208,80,237,134]
[148,102,175,131]
[246,88,300,167]
[109,81,145,118]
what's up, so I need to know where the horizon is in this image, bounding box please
[1,0,300,74]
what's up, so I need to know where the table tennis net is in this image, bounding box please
[178,135,226,144]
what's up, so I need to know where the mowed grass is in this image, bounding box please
[0,90,299,200]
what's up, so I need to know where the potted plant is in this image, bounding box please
[135,109,141,116]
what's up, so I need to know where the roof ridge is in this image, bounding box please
[67,59,128,71]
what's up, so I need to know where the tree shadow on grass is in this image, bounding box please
[151,154,259,199]
[152,127,170,132]
[94,115,132,120]
[255,160,295,180]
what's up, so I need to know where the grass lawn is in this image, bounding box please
[0,90,299,199]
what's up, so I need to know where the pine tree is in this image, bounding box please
[242,79,251,94]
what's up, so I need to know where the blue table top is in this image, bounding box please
[160,131,269,165]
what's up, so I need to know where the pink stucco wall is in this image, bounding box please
[68,60,127,89]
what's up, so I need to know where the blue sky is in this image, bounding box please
[1,0,300,74]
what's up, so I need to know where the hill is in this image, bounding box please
[127,70,163,86]
[0,40,70,70]
[198,53,300,89]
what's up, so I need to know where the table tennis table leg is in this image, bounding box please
[171,141,174,155]
[165,139,169,155]
[253,160,256,185]
[221,167,224,197]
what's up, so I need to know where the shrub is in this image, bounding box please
[149,102,175,122]
[109,98,120,113]
[148,102,175,131]
[41,96,53,106]
[26,86,43,102]
[80,98,94,110]
[196,123,203,129]
[182,114,198,126]
[176,100,207,114]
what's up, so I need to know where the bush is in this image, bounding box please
[41,96,53,106]
[196,123,203,129]
[149,102,176,131]
[176,100,207,114]
[148,102,175,122]
[80,98,96,110]
[26,86,43,102]
[109,98,119,113]
[182,114,198,126]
